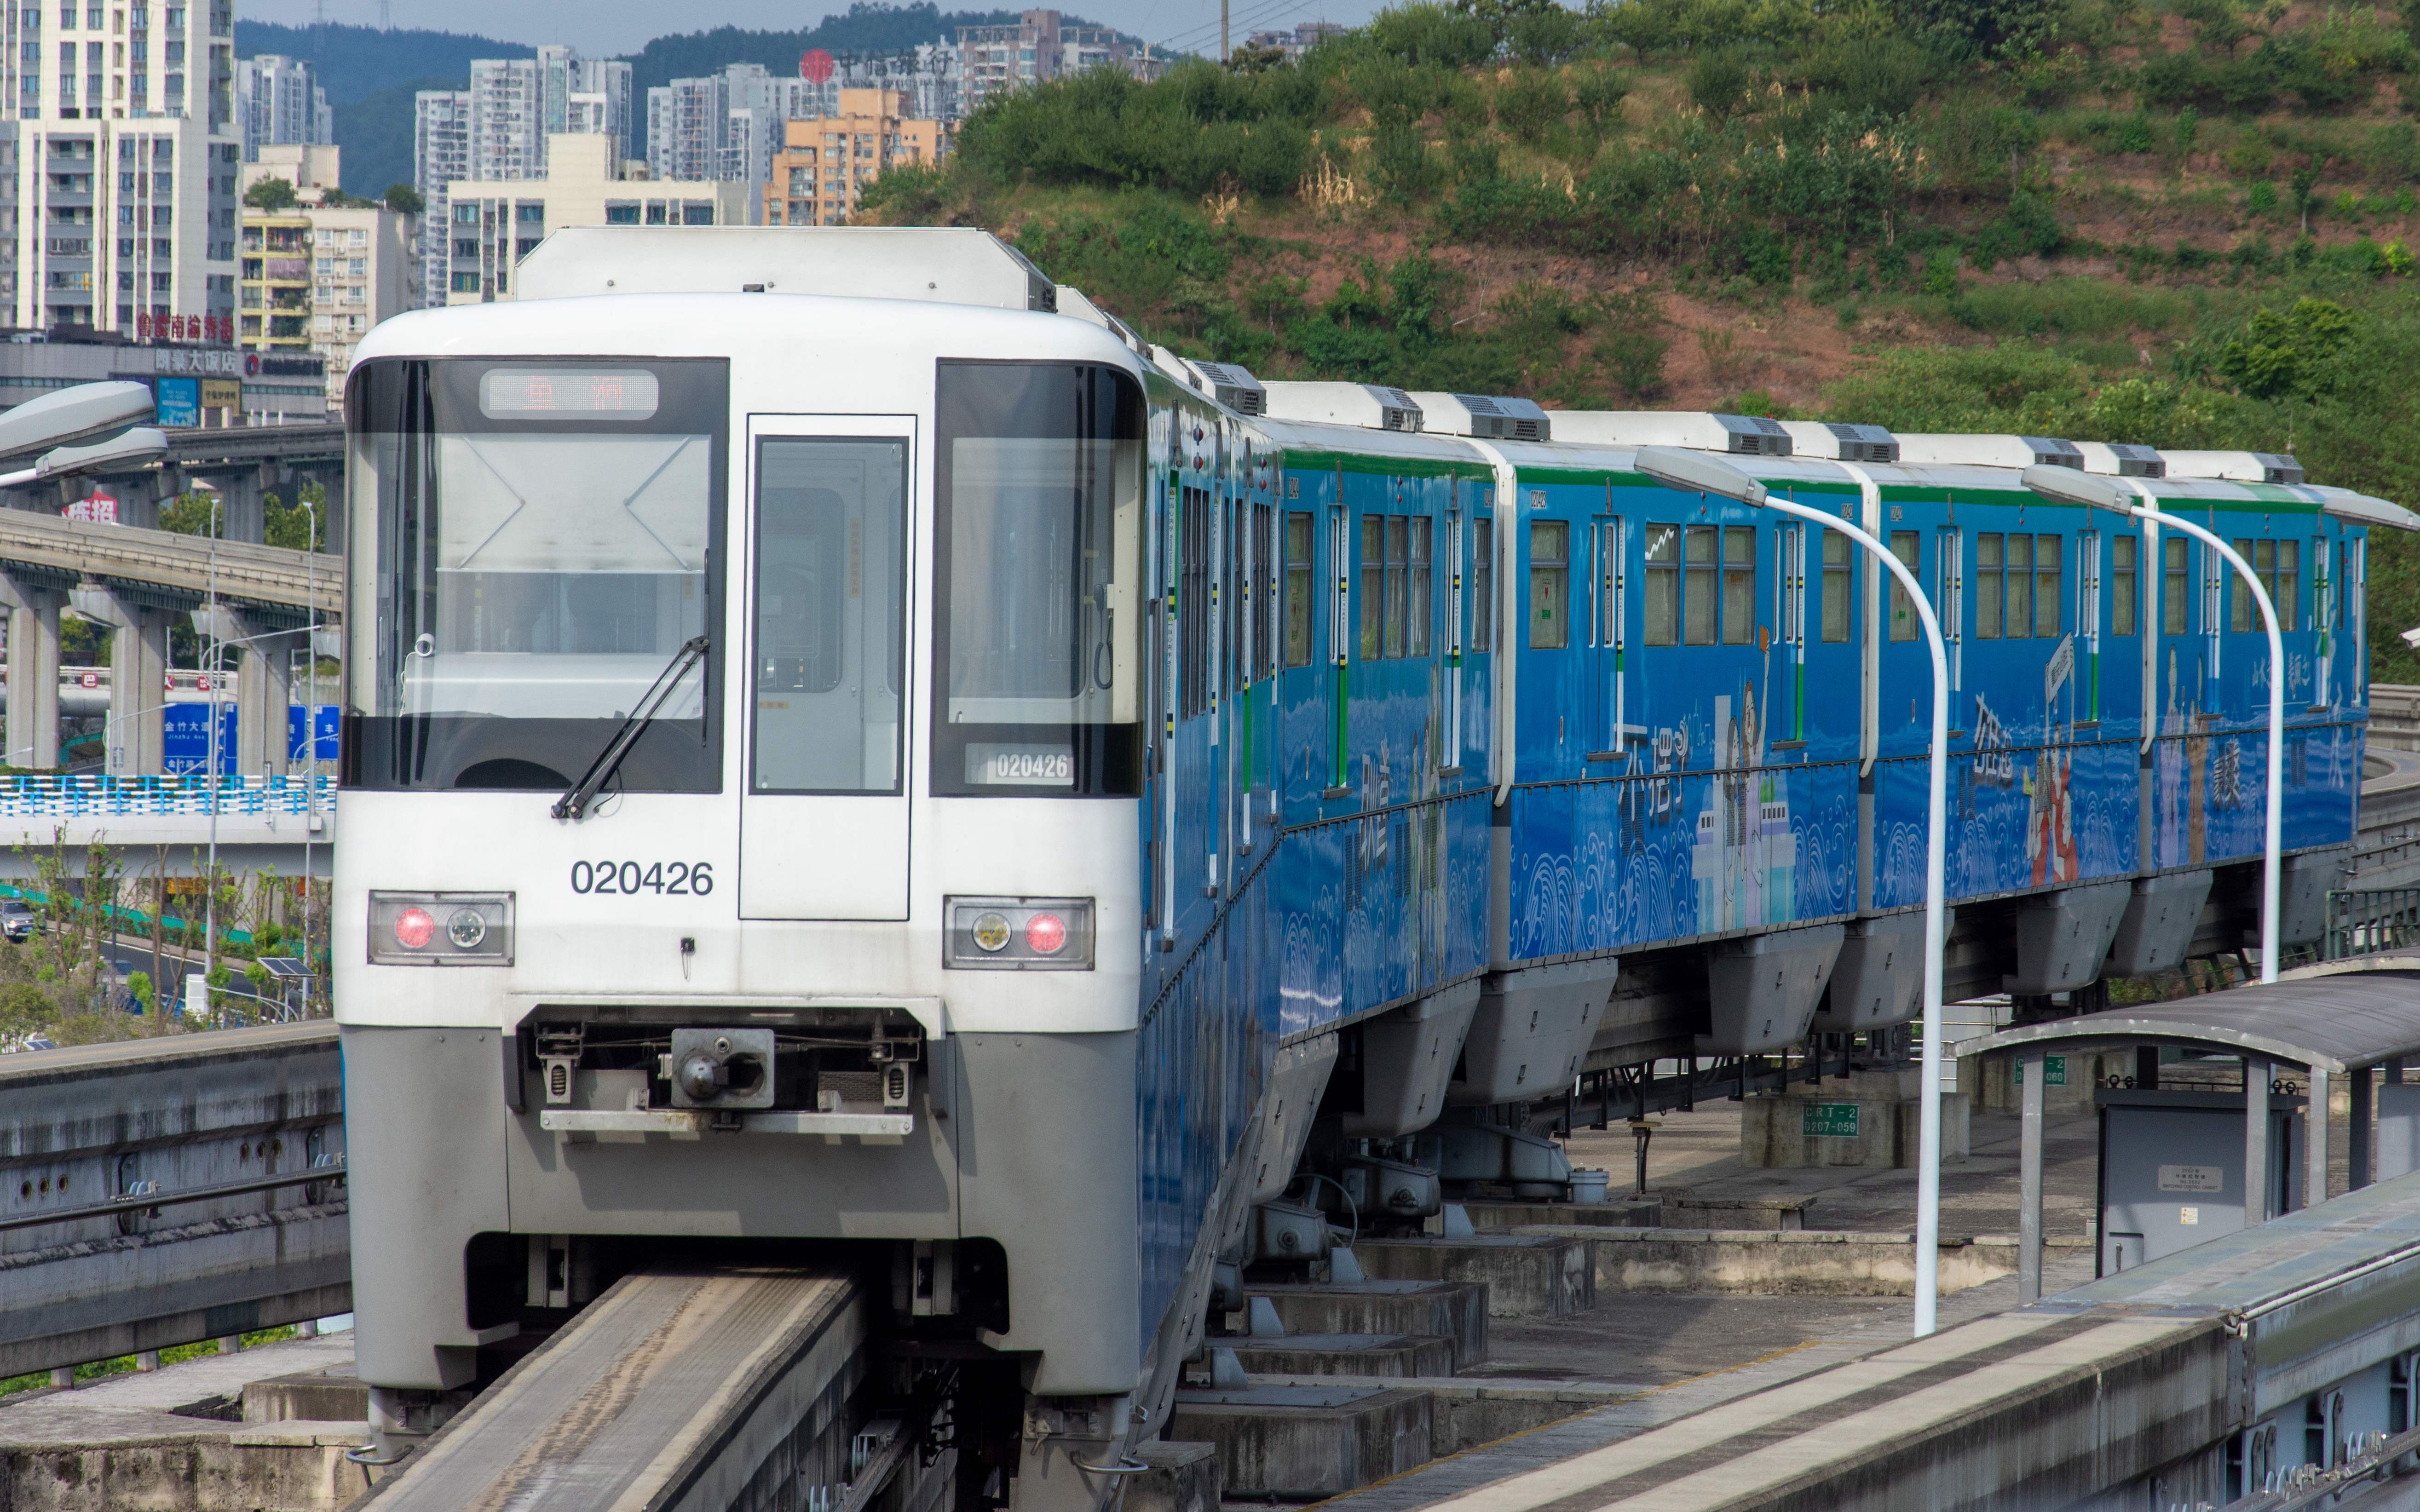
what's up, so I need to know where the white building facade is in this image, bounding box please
[0,0,242,337]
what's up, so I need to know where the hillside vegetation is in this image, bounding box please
[863,0,2420,678]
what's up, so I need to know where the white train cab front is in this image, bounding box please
[331,292,1146,1403]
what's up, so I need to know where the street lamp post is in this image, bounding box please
[2021,466,2284,983]
[1634,447,1955,1335]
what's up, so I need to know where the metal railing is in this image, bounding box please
[2323,888,2420,960]
[0,773,335,818]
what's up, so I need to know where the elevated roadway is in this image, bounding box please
[0,509,341,777]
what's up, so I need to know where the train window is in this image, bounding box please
[1284,512,1314,667]
[1529,519,1569,650]
[1644,524,1680,646]
[1360,514,1384,661]
[750,437,908,794]
[2034,535,2062,638]
[1409,517,1433,656]
[342,356,726,793]
[1888,530,1919,642]
[1976,533,2003,639]
[2112,535,2138,635]
[931,361,1144,797]
[2005,534,2033,638]
[1720,525,1755,646]
[1472,519,1493,653]
[1385,516,1410,658]
[2233,538,2298,632]
[2164,535,2189,634]
[1683,525,1716,644]
[1820,531,1850,642]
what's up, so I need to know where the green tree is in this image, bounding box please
[382,182,424,214]
[2216,298,2358,402]
[242,177,298,211]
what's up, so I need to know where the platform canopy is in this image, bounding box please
[1970,957,2420,1075]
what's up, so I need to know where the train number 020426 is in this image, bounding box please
[570,860,715,896]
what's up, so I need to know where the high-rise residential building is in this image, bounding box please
[957,10,1152,115]
[644,70,725,185]
[415,46,628,311]
[235,142,416,404]
[0,0,242,339]
[539,45,630,166]
[234,53,329,162]
[468,57,540,182]
[413,87,468,311]
[763,90,946,228]
[443,132,743,305]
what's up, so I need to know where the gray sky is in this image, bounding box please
[241,0,1385,59]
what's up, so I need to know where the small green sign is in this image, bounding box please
[1803,1102,1861,1139]
[2015,1056,2068,1087]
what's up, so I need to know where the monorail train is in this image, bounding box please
[333,226,2413,1505]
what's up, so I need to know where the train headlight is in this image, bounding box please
[368,891,515,966]
[945,897,1093,971]
[393,907,435,951]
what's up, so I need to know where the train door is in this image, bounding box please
[736,415,915,920]
[1592,509,1628,753]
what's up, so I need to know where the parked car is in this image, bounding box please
[1,900,39,942]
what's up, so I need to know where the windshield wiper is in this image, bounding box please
[553,634,709,822]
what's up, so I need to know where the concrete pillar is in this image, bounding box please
[2247,1056,2270,1226]
[2353,1064,2375,1191]
[134,1349,160,1372]
[0,572,63,769]
[203,605,293,776]
[215,1334,241,1355]
[72,583,168,777]
[2307,1064,2331,1211]
[2018,1049,2044,1305]
[48,1366,73,1390]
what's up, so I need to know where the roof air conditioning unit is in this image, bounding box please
[1182,360,1267,416]
[1553,412,1790,456]
[1895,434,2084,470]
[515,226,1058,309]
[2159,450,2305,487]
[1260,381,1424,432]
[2074,442,2165,478]
[1407,391,1550,443]
[1054,286,1148,356]
[1777,421,1896,464]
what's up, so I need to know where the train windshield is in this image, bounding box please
[933,361,1144,796]
[343,358,727,792]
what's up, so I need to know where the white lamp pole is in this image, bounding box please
[1635,448,1953,1335]
[2022,467,2284,983]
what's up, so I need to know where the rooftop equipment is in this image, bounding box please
[2160,450,2306,486]
[513,226,1059,310]
[1406,391,1550,442]
[1181,360,1268,416]
[1895,434,2085,470]
[1259,381,1425,432]
[1777,420,1897,463]
[1551,411,1791,456]
[2075,442,2166,478]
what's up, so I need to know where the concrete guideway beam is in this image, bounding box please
[0,1022,348,1381]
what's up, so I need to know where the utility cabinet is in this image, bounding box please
[2097,1088,2303,1275]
